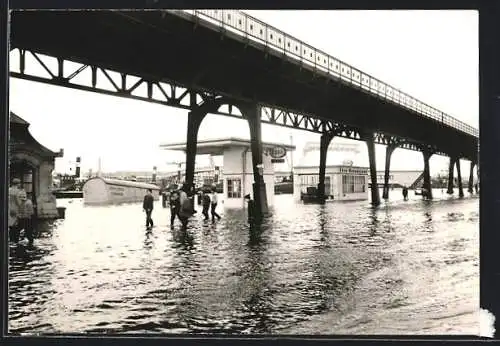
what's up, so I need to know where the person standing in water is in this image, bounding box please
[179,184,188,208]
[210,189,221,222]
[143,189,154,229]
[178,184,192,229]
[402,186,408,201]
[201,190,211,221]
[16,190,35,246]
[169,189,181,227]
[244,194,263,226]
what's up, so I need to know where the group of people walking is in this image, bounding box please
[201,189,221,222]
[8,178,36,246]
[143,183,222,230]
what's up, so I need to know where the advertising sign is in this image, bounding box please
[269,146,287,159]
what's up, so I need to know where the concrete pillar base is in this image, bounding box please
[382,145,396,200]
[456,159,464,198]
[446,157,455,194]
[244,103,268,219]
[184,110,206,190]
[253,182,268,216]
[365,134,380,206]
[467,161,475,193]
[318,133,334,201]
[36,194,59,219]
[422,150,433,200]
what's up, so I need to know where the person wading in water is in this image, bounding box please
[16,190,35,246]
[201,190,211,221]
[402,186,409,201]
[143,189,154,230]
[210,189,221,222]
[169,189,181,227]
[178,184,193,229]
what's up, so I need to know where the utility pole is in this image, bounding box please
[166,161,185,184]
[289,133,294,181]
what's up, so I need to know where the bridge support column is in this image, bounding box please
[468,161,475,193]
[446,157,455,194]
[243,104,268,219]
[422,150,433,200]
[456,159,464,198]
[318,133,334,203]
[184,109,207,210]
[382,144,396,200]
[365,134,380,206]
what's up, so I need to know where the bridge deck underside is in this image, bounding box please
[10,11,478,161]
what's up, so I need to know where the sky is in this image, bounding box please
[8,10,478,178]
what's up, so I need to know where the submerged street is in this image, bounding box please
[8,190,479,335]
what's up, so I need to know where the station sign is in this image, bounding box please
[269,146,287,159]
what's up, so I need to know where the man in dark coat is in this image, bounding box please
[402,186,408,201]
[143,189,154,229]
[169,189,181,227]
[202,190,211,220]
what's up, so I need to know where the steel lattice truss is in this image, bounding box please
[9,49,449,157]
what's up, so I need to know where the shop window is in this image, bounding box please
[343,175,366,193]
[227,178,242,198]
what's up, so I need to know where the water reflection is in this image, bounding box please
[8,191,478,334]
[242,223,273,333]
[172,228,195,251]
[248,226,264,247]
[368,207,379,236]
[143,230,153,250]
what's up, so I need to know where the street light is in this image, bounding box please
[152,166,157,183]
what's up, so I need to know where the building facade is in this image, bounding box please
[221,145,276,208]
[161,138,295,209]
[9,112,63,219]
[293,165,369,201]
[375,170,424,188]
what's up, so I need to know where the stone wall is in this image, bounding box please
[36,160,58,219]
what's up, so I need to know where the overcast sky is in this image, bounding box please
[8,10,478,178]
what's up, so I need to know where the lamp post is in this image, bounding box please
[152,166,157,183]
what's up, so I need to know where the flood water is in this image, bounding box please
[8,189,479,335]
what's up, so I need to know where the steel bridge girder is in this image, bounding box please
[9,48,467,159]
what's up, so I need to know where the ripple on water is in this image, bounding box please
[8,193,478,334]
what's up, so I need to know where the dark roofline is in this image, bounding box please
[161,137,296,150]
[10,112,29,126]
[9,111,62,158]
[293,165,369,169]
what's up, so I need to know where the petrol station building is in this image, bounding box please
[161,137,295,209]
